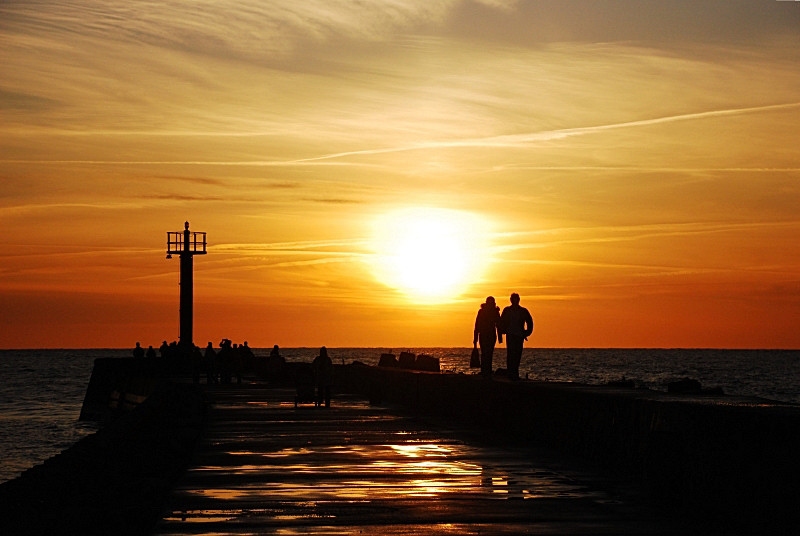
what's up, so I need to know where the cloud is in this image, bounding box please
[141,194,226,202]
[213,238,369,254]
[0,202,144,217]
[302,197,363,205]
[0,89,59,111]
[444,0,800,46]
[153,176,227,186]
[497,220,800,248]
[1,1,456,60]
[5,1,794,68]
[263,102,800,164]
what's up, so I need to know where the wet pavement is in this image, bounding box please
[155,382,678,535]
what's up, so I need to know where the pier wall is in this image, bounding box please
[79,357,166,420]
[1,379,206,536]
[337,363,800,533]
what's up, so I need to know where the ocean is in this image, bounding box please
[1,347,798,484]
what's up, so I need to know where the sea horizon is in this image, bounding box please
[3,346,799,351]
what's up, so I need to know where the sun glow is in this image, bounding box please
[370,207,490,301]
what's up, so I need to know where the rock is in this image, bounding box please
[668,378,702,394]
[378,353,398,368]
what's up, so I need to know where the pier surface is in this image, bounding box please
[155,382,677,535]
[5,359,798,534]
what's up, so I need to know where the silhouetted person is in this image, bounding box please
[191,345,202,384]
[240,341,255,372]
[133,342,145,359]
[500,293,534,380]
[159,340,169,358]
[232,343,243,384]
[218,339,233,384]
[473,296,502,377]
[167,341,179,360]
[267,344,285,380]
[145,345,156,359]
[312,346,334,408]
[204,342,217,384]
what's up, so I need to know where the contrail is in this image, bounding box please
[288,101,800,163]
[2,102,797,166]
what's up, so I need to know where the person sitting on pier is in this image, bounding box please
[145,345,157,359]
[312,346,334,408]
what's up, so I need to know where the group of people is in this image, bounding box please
[132,341,157,359]
[473,292,534,380]
[202,339,256,384]
[133,338,259,384]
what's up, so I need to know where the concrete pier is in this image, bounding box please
[3,358,799,534]
[339,364,800,534]
[155,382,676,535]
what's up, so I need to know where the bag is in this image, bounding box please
[470,347,481,368]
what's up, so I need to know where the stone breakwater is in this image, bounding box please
[338,363,800,535]
[0,372,206,536]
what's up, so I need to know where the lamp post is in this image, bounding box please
[166,221,207,353]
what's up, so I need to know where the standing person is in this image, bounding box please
[133,342,145,359]
[240,341,255,372]
[267,344,285,380]
[500,293,534,380]
[218,339,233,384]
[191,345,203,384]
[312,346,334,408]
[204,342,217,384]
[473,296,503,377]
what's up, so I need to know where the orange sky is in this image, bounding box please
[1,1,799,349]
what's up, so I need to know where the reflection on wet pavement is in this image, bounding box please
[155,384,668,535]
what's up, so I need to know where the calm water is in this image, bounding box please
[1,348,798,483]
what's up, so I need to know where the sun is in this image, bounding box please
[369,207,490,301]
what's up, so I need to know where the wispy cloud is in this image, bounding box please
[213,239,370,254]
[141,194,225,202]
[495,220,800,250]
[8,101,795,168]
[278,102,800,163]
[0,1,455,60]
[0,202,145,217]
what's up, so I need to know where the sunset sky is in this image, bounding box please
[1,1,799,349]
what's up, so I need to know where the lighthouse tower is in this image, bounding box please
[166,221,207,353]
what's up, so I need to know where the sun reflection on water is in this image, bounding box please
[386,443,451,457]
[180,441,599,505]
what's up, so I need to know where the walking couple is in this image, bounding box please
[473,293,534,380]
